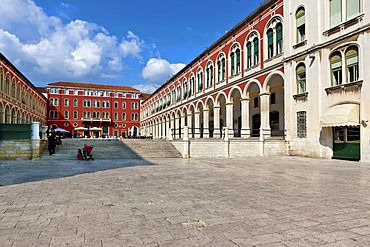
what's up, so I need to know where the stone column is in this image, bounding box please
[32,122,40,140]
[181,114,186,139]
[194,111,200,138]
[226,103,234,138]
[241,99,250,138]
[260,93,271,140]
[187,114,193,138]
[203,109,209,138]
[213,106,221,138]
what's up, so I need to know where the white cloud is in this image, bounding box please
[142,58,185,84]
[0,0,145,82]
[132,83,160,94]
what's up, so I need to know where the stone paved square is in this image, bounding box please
[1,156,370,246]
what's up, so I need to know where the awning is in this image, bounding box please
[90,127,102,131]
[75,127,88,131]
[320,104,360,127]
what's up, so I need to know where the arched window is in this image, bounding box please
[330,51,342,85]
[64,111,69,119]
[122,112,126,120]
[5,73,10,95]
[253,37,259,65]
[64,99,69,106]
[276,23,283,54]
[11,78,16,98]
[267,28,274,58]
[246,42,252,68]
[345,46,359,82]
[296,7,306,43]
[73,99,78,107]
[217,55,226,82]
[73,111,78,119]
[197,69,203,92]
[296,63,306,93]
[189,76,195,96]
[182,79,187,99]
[230,45,241,76]
[206,62,214,88]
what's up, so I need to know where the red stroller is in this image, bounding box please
[82,144,94,160]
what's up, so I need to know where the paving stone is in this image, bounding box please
[1,156,370,246]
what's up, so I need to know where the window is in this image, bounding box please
[197,70,203,92]
[267,29,274,59]
[206,62,214,88]
[189,76,195,96]
[330,0,360,28]
[246,42,252,68]
[230,45,241,76]
[296,63,306,93]
[73,99,78,107]
[131,113,139,121]
[297,111,307,138]
[49,110,58,119]
[296,7,306,43]
[114,101,118,109]
[92,100,100,108]
[122,113,126,120]
[5,74,10,95]
[132,93,139,99]
[73,111,78,119]
[177,86,181,102]
[131,102,138,109]
[83,100,91,107]
[114,112,118,120]
[253,38,259,65]
[330,52,342,85]
[64,99,69,107]
[64,110,69,119]
[217,55,226,83]
[122,93,126,98]
[183,80,188,99]
[11,78,15,98]
[276,23,283,55]
[50,88,58,94]
[50,98,59,106]
[122,102,126,109]
[346,46,359,82]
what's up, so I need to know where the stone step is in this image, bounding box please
[42,138,182,160]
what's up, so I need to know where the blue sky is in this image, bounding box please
[0,0,262,93]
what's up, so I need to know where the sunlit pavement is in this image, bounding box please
[1,156,370,246]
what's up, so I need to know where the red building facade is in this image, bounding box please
[0,53,47,125]
[141,0,285,141]
[46,82,141,138]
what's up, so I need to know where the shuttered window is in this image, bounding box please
[253,38,259,65]
[346,46,359,82]
[296,64,306,93]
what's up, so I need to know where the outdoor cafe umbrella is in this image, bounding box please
[74,127,88,131]
[54,127,68,132]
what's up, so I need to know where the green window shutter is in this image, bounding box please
[231,53,235,67]
[276,24,283,41]
[296,64,306,75]
[267,29,273,45]
[247,42,252,56]
[236,50,240,64]
[253,39,259,53]
[330,0,342,27]
[347,0,360,20]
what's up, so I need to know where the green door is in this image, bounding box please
[333,127,360,160]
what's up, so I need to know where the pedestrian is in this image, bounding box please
[47,129,56,155]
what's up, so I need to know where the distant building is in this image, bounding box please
[46,82,141,138]
[0,53,47,125]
